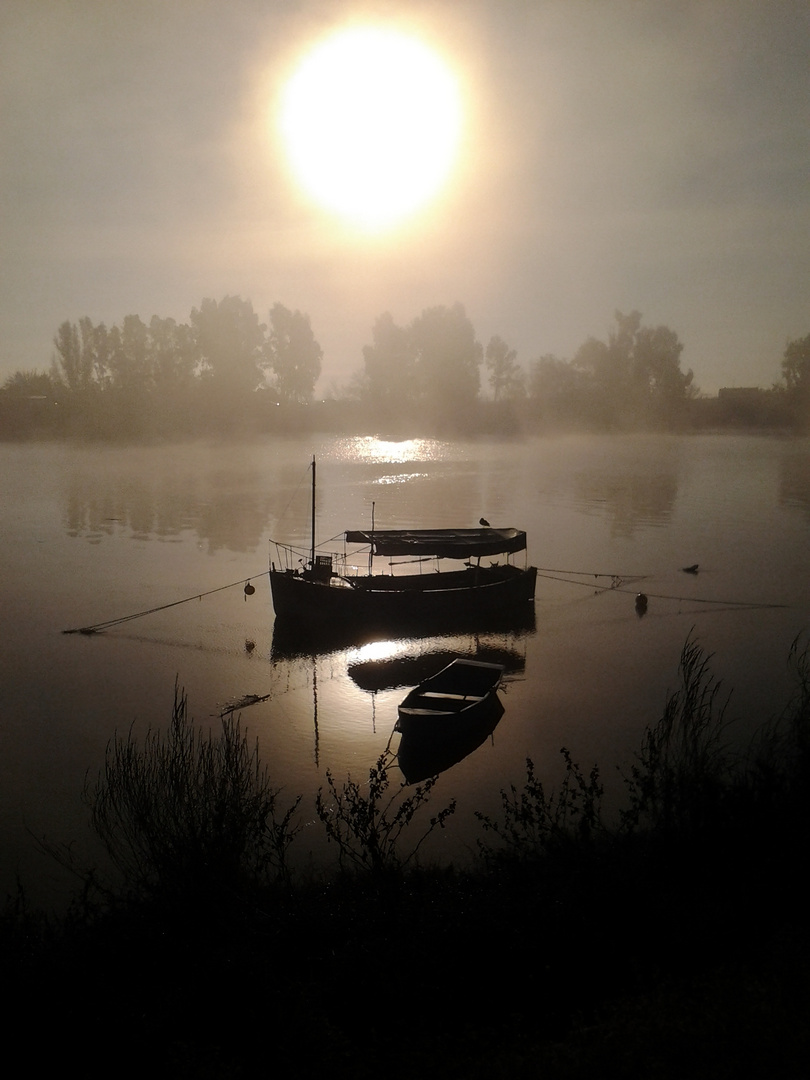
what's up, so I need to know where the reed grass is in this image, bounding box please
[619,633,734,839]
[86,681,301,902]
[6,634,810,1077]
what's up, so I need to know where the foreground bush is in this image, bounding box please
[86,682,301,903]
[316,748,456,874]
[4,634,810,1077]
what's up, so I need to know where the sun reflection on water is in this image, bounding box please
[346,639,412,666]
[331,436,448,465]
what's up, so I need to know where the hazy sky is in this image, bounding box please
[2,0,808,394]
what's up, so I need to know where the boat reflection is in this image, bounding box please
[270,605,536,662]
[269,609,530,780]
[394,695,505,784]
[348,642,524,693]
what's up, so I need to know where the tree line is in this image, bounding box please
[355,304,699,429]
[46,296,323,404]
[2,296,809,436]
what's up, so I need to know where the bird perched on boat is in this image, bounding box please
[635,592,648,616]
[479,517,490,527]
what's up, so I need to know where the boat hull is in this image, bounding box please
[269,563,537,636]
[396,697,504,783]
[396,657,505,732]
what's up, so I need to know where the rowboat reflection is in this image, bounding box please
[394,691,505,783]
[348,641,525,693]
[269,612,528,779]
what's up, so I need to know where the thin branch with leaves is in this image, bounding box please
[315,749,456,874]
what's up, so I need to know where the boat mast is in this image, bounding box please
[310,455,316,571]
[369,500,375,576]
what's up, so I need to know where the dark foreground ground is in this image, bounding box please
[4,640,810,1078]
[6,805,810,1079]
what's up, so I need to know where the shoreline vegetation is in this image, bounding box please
[1,390,807,444]
[2,304,808,440]
[4,635,810,1076]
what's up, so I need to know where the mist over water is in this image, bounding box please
[2,432,809,907]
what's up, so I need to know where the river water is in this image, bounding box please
[2,432,810,905]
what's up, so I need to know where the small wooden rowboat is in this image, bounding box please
[396,694,504,783]
[396,658,505,734]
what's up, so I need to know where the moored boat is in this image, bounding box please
[396,694,504,783]
[396,657,505,734]
[268,459,537,633]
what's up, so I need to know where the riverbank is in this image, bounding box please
[1,389,806,443]
[6,850,809,1078]
[4,637,809,1077]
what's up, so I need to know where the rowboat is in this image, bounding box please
[268,459,537,634]
[396,694,504,783]
[395,658,506,781]
[396,657,505,734]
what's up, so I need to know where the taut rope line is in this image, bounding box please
[62,572,268,635]
[63,559,788,637]
[534,568,788,609]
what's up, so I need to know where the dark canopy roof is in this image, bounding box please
[343,527,527,559]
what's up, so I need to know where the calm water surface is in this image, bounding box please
[2,432,809,905]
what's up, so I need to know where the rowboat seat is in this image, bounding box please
[419,692,486,702]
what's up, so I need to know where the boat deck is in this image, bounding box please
[400,691,487,716]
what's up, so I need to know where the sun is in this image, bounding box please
[279,26,463,232]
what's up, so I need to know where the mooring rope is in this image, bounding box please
[63,559,788,637]
[62,572,268,635]
[535,568,788,609]
[536,565,646,581]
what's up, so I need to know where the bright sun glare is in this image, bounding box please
[279,26,462,231]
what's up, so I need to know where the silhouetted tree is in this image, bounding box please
[190,296,265,394]
[573,311,693,427]
[485,335,524,401]
[633,323,694,410]
[148,315,196,389]
[527,354,587,422]
[1,369,55,396]
[263,303,322,404]
[782,333,810,422]
[410,302,482,414]
[51,320,93,392]
[89,321,114,390]
[572,310,638,422]
[108,314,150,391]
[361,311,417,411]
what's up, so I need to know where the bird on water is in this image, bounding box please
[479,517,490,527]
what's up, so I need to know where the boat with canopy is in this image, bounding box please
[268,459,537,632]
